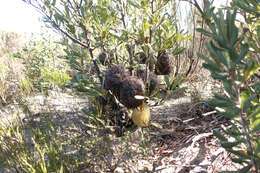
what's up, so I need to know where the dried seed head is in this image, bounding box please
[98,52,107,65]
[136,65,159,94]
[104,64,129,98]
[120,76,145,109]
[155,51,174,75]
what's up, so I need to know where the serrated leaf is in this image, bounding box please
[208,98,233,107]
[224,124,243,137]
[221,106,240,119]
[222,141,241,149]
[214,93,231,102]
[203,63,221,74]
[211,72,229,80]
[227,149,250,159]
[213,130,227,142]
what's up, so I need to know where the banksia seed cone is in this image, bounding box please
[136,65,159,94]
[98,52,107,65]
[155,51,174,75]
[138,52,147,64]
[146,72,159,94]
[120,76,145,109]
[104,64,129,99]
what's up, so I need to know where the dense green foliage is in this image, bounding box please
[14,36,71,90]
[22,0,189,88]
[198,0,260,172]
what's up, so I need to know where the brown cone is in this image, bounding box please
[155,51,174,75]
[120,76,145,109]
[104,64,129,99]
[136,65,159,94]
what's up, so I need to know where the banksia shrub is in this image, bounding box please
[155,51,174,75]
[198,2,260,172]
[104,64,129,99]
[120,76,145,109]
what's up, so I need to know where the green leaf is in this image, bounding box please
[169,86,187,95]
[173,46,186,56]
[240,90,249,111]
[171,77,184,89]
[208,23,217,34]
[249,106,260,119]
[256,25,260,41]
[251,118,260,133]
[230,27,238,47]
[127,0,141,8]
[210,42,230,68]
[231,157,249,164]
[164,76,171,89]
[243,59,260,81]
[197,53,219,69]
[255,139,260,156]
[65,4,70,18]
[214,93,231,102]
[222,141,241,149]
[196,28,213,37]
[235,43,249,65]
[208,99,233,107]
[213,130,228,142]
[227,148,251,160]
[224,124,243,137]
[221,106,240,119]
[223,80,235,98]
[211,72,229,80]
[202,63,219,73]
[237,164,252,173]
[205,42,221,65]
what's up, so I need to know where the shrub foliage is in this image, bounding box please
[197,0,260,172]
